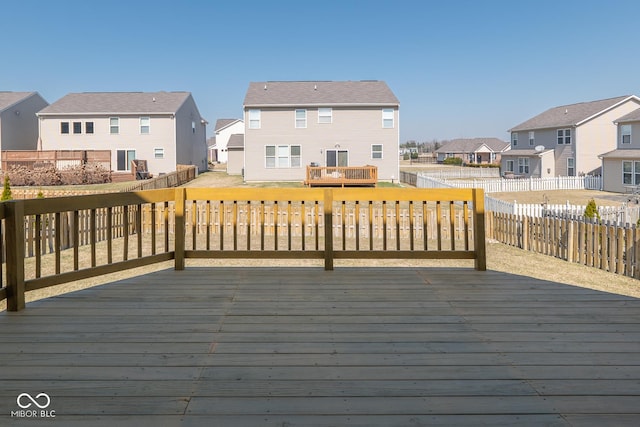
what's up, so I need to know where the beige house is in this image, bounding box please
[242,80,400,182]
[209,119,244,164]
[0,91,49,151]
[435,138,509,164]
[503,95,640,178]
[37,92,208,177]
[600,108,640,193]
[226,134,244,175]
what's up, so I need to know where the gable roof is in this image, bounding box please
[435,138,509,153]
[0,91,39,113]
[510,95,639,132]
[38,91,192,115]
[243,81,399,108]
[615,108,640,124]
[215,118,242,132]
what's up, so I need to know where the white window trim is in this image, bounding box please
[512,133,518,146]
[73,121,82,134]
[61,121,69,134]
[567,157,575,176]
[621,125,632,144]
[382,109,394,128]
[265,144,301,169]
[518,157,529,174]
[249,109,261,129]
[154,147,164,159]
[318,108,332,124]
[371,144,383,159]
[116,149,136,171]
[557,128,571,145]
[110,117,120,135]
[505,159,514,172]
[295,109,307,128]
[140,117,150,134]
[622,160,640,185]
[529,131,535,146]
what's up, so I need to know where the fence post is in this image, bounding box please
[6,200,26,311]
[473,188,487,271]
[174,188,185,270]
[567,219,575,263]
[323,189,334,270]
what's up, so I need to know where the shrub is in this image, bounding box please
[584,199,601,221]
[443,157,463,165]
[1,175,12,201]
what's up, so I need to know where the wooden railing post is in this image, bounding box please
[324,189,334,270]
[174,188,185,270]
[473,188,487,271]
[6,200,26,311]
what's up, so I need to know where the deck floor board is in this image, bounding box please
[1,267,639,425]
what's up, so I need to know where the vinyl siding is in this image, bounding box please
[576,100,640,175]
[0,93,48,151]
[243,107,398,182]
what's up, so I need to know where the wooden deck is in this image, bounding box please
[1,267,639,426]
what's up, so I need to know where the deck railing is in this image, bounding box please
[305,166,377,187]
[1,187,486,311]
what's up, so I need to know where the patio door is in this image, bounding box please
[326,149,348,167]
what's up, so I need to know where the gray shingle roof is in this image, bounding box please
[501,148,554,156]
[243,81,399,107]
[38,91,192,115]
[615,108,640,124]
[0,91,38,112]
[435,138,509,153]
[510,96,638,132]
[599,149,640,159]
[215,118,242,132]
[227,134,244,149]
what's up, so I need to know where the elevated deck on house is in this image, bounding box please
[305,166,377,187]
[1,266,639,425]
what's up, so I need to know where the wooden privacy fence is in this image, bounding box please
[488,211,640,279]
[1,187,486,311]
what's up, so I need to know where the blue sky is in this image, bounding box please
[3,0,639,143]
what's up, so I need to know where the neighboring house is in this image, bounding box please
[600,108,640,193]
[242,80,400,182]
[0,91,49,152]
[435,138,509,164]
[503,95,640,178]
[37,91,208,177]
[209,119,244,164]
[226,134,244,175]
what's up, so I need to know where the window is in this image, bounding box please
[326,149,349,167]
[249,109,261,129]
[85,122,94,134]
[140,117,150,134]
[518,157,529,174]
[505,160,514,172]
[623,161,640,185]
[511,133,518,146]
[116,149,136,171]
[110,117,119,134]
[318,108,332,124]
[265,145,301,168]
[154,148,164,159]
[61,122,69,134]
[295,109,307,128]
[371,144,383,159]
[192,121,196,134]
[73,122,82,134]
[621,125,632,144]
[567,157,575,176]
[382,109,394,128]
[557,128,571,144]
[529,131,535,146]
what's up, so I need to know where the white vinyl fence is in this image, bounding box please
[415,173,602,192]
